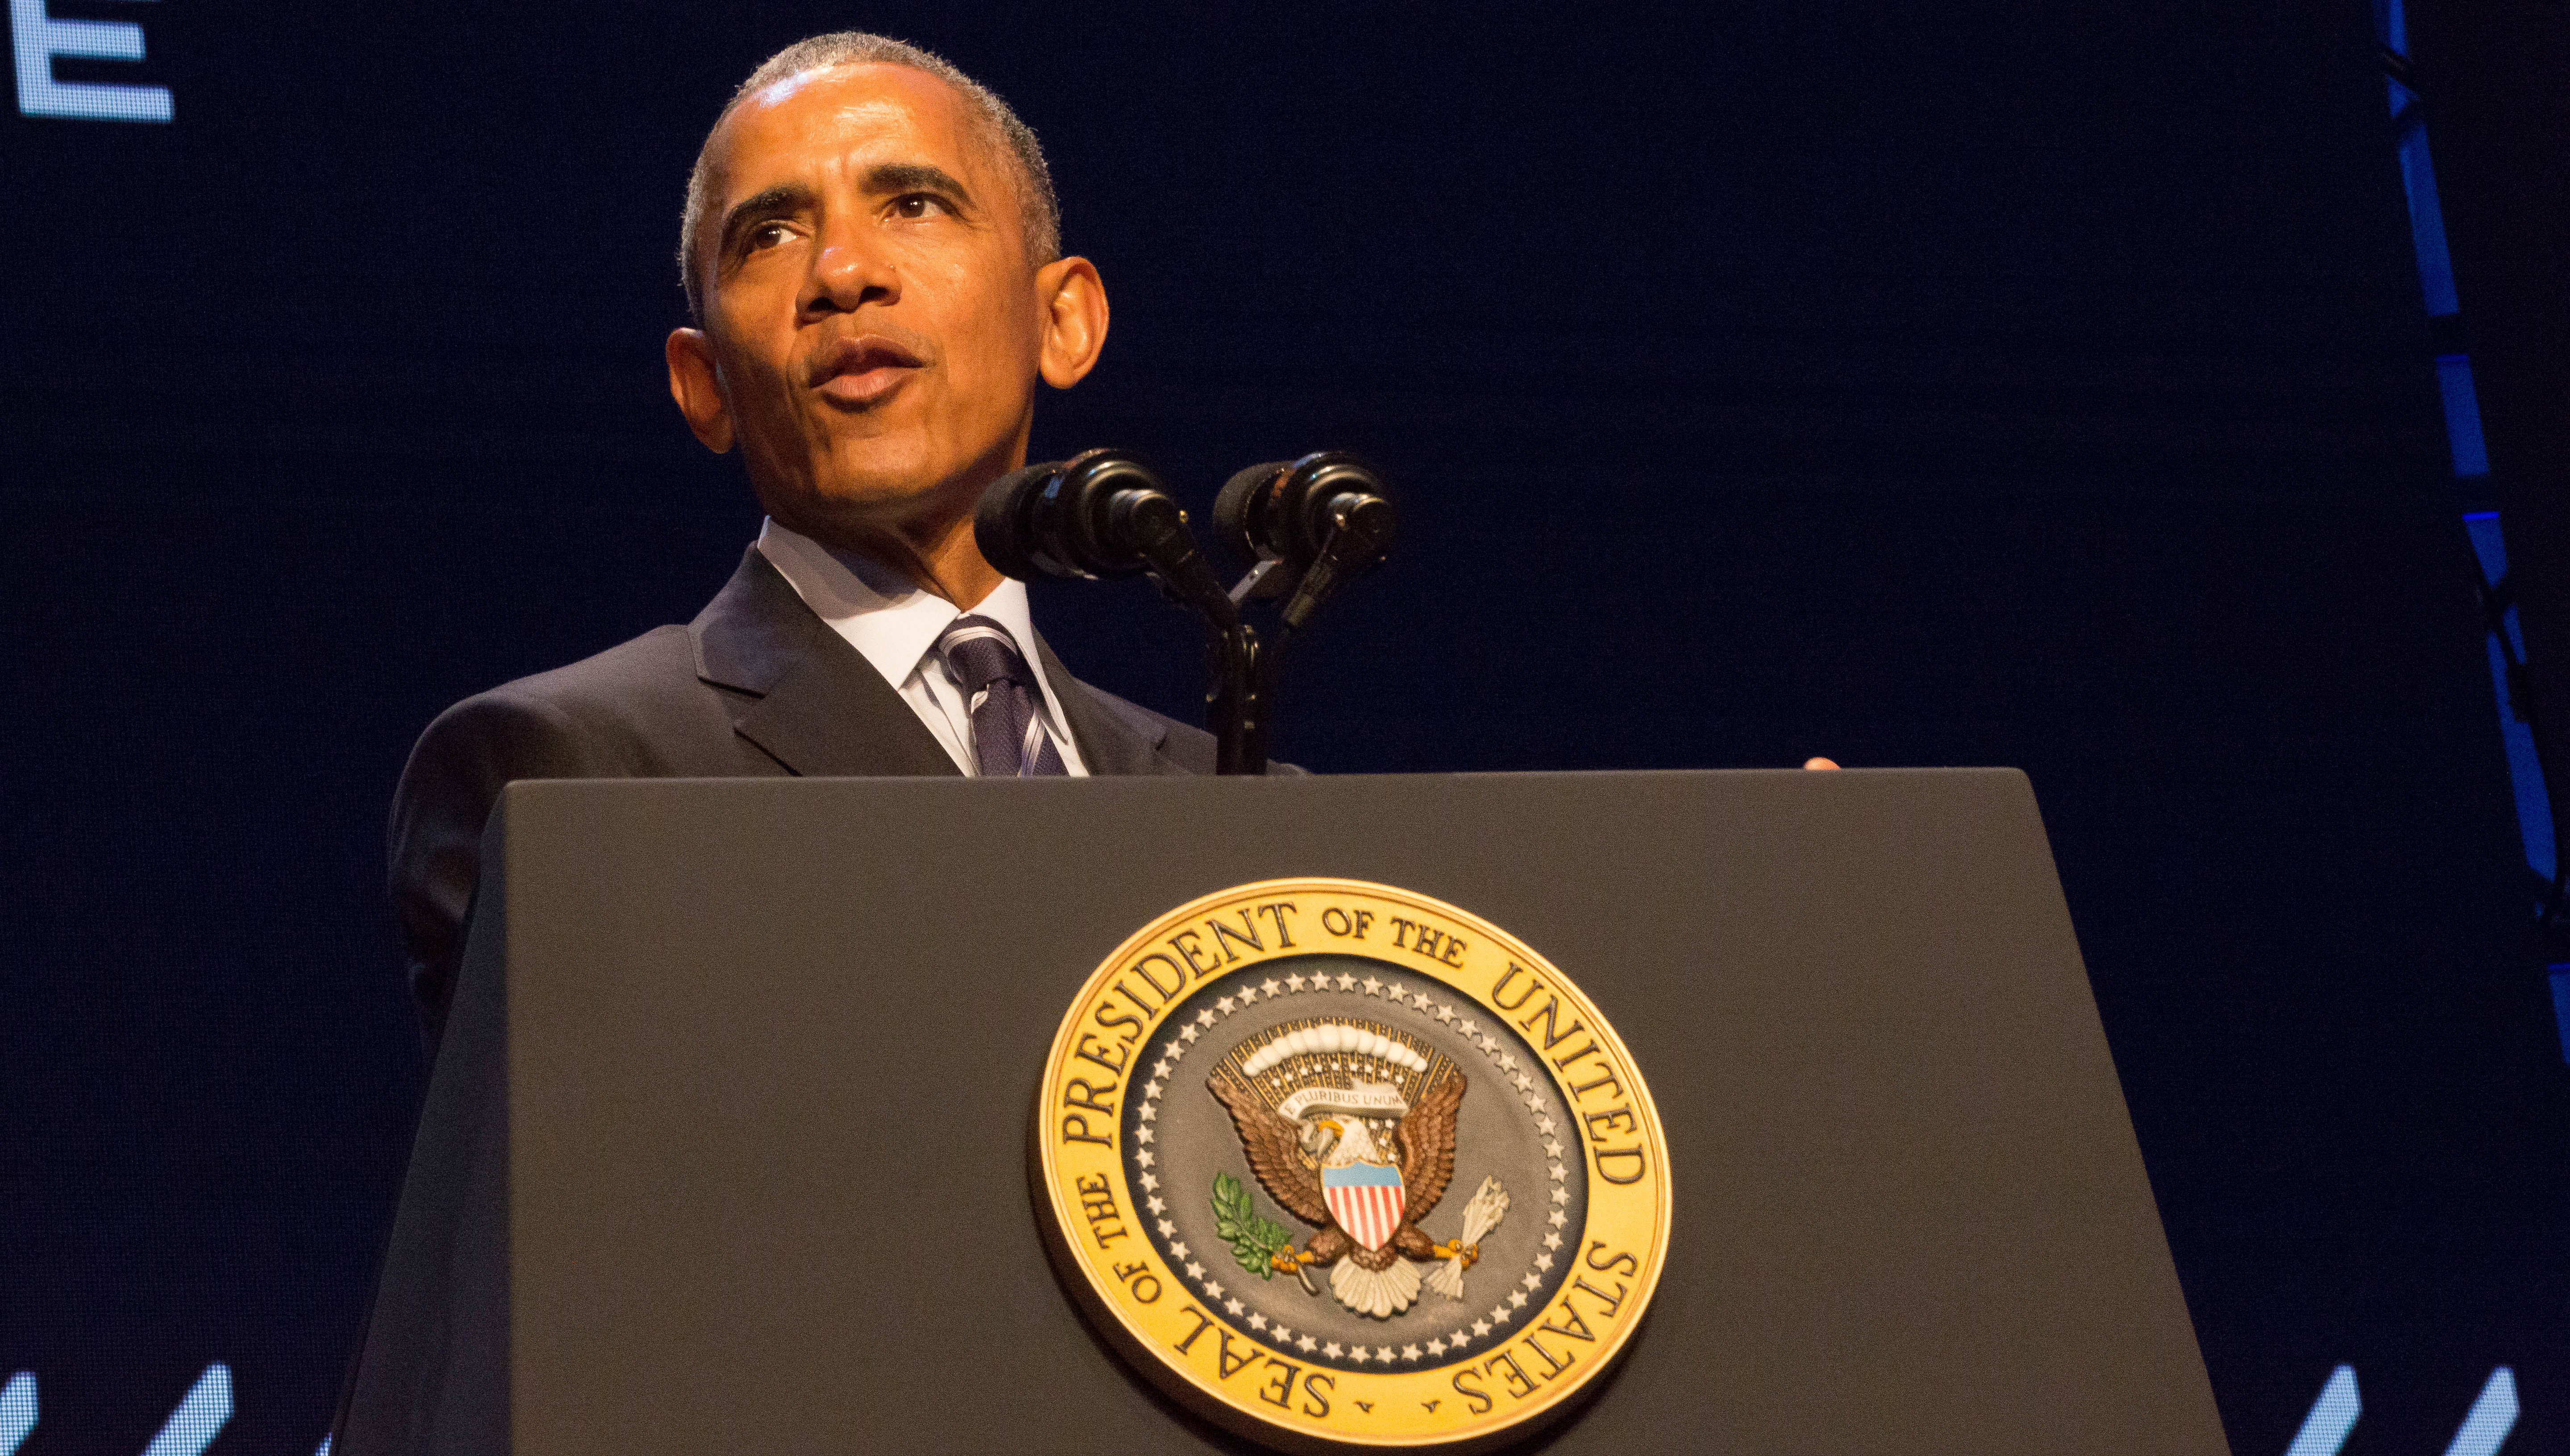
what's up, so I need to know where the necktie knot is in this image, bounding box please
[936,616,1035,697]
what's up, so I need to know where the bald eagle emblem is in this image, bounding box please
[1209,1020,1510,1319]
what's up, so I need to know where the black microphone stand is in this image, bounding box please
[1227,492,1397,774]
[1108,491,1259,775]
[1212,454,1400,775]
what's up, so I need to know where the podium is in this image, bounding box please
[340,770,2226,1454]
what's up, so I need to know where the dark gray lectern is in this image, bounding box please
[342,770,2226,1455]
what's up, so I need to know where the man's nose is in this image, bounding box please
[801,224,897,317]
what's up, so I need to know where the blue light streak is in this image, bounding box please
[2443,1366,2518,1456]
[139,1365,230,1456]
[0,1373,33,1456]
[2285,1365,2361,1456]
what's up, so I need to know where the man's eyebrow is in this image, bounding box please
[862,161,975,207]
[717,183,816,254]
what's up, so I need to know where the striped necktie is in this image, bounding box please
[933,615,1068,777]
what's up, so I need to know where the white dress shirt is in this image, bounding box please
[754,518,1090,776]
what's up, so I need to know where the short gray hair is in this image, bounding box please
[676,33,1062,323]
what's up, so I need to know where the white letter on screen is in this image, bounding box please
[11,0,172,122]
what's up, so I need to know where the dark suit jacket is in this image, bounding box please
[389,546,1239,1050]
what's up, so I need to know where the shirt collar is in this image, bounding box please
[754,516,1055,697]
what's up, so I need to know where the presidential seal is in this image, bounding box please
[1034,879,1671,1452]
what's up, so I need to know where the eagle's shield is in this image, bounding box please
[1322,1161,1406,1252]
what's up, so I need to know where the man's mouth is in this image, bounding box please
[809,335,925,406]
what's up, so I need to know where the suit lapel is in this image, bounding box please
[1036,633,1186,777]
[732,647,961,778]
[691,547,960,778]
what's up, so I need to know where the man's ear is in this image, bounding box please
[665,327,735,452]
[1035,256,1110,389]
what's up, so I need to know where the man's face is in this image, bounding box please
[672,64,1084,546]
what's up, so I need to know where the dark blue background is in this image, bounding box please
[4,1,2562,1450]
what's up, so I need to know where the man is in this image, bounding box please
[389,33,1249,1052]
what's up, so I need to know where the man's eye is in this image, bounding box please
[746,221,792,252]
[891,194,946,220]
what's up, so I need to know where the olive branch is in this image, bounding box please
[1211,1171,1294,1278]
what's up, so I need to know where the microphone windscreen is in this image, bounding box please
[975,462,1063,581]
[1214,461,1294,566]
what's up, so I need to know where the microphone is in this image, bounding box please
[1215,452,1397,580]
[976,449,1177,582]
[976,451,1257,772]
[1213,453,1397,630]
[1214,452,1397,632]
[1207,452,1400,773]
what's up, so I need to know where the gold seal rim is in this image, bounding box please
[1032,877,1673,1453]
